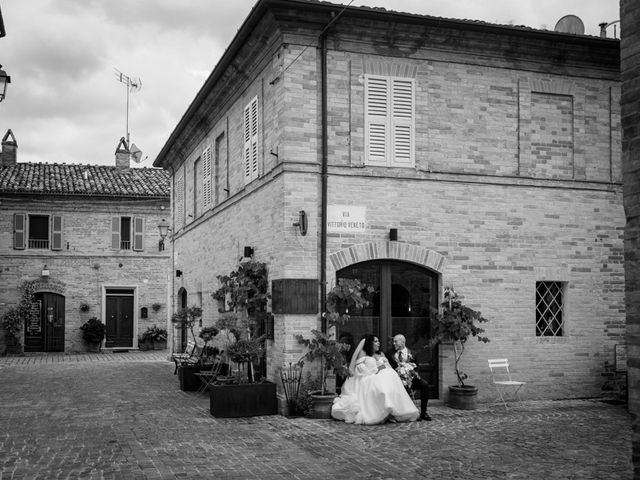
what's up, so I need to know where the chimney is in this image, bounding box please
[1,129,17,166]
[115,137,130,169]
[599,22,608,38]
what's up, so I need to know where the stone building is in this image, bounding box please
[0,132,171,353]
[154,0,623,405]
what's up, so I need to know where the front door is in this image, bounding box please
[105,288,134,348]
[24,292,65,352]
[337,260,439,398]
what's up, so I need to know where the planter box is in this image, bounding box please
[178,364,211,392]
[210,381,277,417]
[153,340,167,350]
[138,340,153,351]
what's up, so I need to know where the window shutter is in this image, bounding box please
[13,213,26,250]
[391,78,414,166]
[51,215,63,250]
[365,76,388,165]
[202,146,212,209]
[250,97,259,181]
[175,168,185,228]
[111,217,120,250]
[133,217,144,251]
[244,96,259,184]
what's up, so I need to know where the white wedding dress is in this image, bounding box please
[331,355,419,425]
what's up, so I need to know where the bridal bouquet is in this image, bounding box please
[395,362,418,388]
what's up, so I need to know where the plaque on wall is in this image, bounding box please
[27,300,42,334]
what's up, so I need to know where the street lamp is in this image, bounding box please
[158,218,170,251]
[0,65,10,102]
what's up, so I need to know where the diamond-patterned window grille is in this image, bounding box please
[536,281,564,336]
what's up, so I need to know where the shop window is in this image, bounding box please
[536,281,564,336]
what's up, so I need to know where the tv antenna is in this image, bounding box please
[114,68,142,146]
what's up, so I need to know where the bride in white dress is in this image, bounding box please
[331,334,419,425]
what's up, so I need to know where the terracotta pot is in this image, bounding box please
[308,392,337,419]
[447,385,478,410]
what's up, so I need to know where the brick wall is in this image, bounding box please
[0,195,170,353]
[621,0,640,474]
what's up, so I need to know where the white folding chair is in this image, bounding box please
[488,358,526,409]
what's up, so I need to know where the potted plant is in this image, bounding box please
[208,261,277,417]
[295,278,373,418]
[80,317,106,352]
[150,325,168,350]
[430,286,490,410]
[79,302,90,313]
[137,332,153,351]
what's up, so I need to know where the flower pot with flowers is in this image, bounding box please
[80,317,106,352]
[430,287,490,410]
[295,278,374,418]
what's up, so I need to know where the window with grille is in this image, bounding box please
[365,75,415,167]
[111,216,144,251]
[536,281,564,336]
[13,213,63,250]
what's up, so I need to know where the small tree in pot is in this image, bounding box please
[295,278,373,417]
[430,287,490,409]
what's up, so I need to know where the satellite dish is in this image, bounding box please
[130,143,143,163]
[554,15,585,35]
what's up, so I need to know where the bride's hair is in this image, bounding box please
[362,334,376,356]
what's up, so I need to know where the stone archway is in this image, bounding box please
[328,241,447,274]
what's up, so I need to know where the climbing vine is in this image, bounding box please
[1,280,39,345]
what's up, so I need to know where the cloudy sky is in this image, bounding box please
[0,0,620,168]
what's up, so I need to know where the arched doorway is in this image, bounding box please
[336,260,439,398]
[24,292,65,352]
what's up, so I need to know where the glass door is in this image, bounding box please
[337,260,439,398]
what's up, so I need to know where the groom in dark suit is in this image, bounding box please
[387,334,432,421]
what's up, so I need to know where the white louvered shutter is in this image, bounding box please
[243,96,259,184]
[13,213,26,250]
[202,146,212,209]
[51,215,63,250]
[175,168,185,229]
[365,76,389,166]
[111,217,120,250]
[132,217,144,251]
[391,78,414,166]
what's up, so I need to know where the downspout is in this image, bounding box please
[320,32,328,331]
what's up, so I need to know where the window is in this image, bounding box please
[536,281,564,336]
[13,213,62,250]
[194,156,201,218]
[111,216,144,251]
[175,168,185,228]
[243,96,259,184]
[202,146,212,210]
[365,75,415,167]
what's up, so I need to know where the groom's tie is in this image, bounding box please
[398,351,403,363]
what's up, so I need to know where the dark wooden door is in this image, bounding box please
[105,289,134,348]
[337,260,439,398]
[24,292,65,352]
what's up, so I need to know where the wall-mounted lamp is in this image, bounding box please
[158,218,171,251]
[0,65,10,103]
[243,246,254,258]
[389,228,398,241]
[176,270,182,277]
[41,265,50,278]
[293,210,308,236]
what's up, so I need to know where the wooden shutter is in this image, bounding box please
[133,217,144,251]
[243,96,259,184]
[391,78,414,166]
[13,213,26,250]
[111,217,120,250]
[202,146,212,209]
[51,215,63,250]
[175,168,185,228]
[365,76,389,165]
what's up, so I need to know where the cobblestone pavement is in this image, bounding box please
[0,352,633,479]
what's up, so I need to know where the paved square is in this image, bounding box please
[0,353,632,479]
